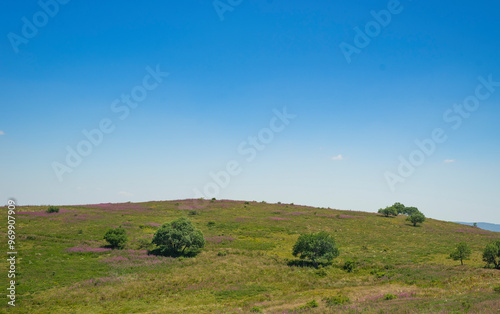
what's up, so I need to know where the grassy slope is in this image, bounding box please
[2,199,500,313]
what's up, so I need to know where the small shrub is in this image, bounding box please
[212,197,216,200]
[46,206,59,213]
[136,238,154,250]
[323,295,350,306]
[188,210,199,216]
[343,259,356,273]
[218,250,227,256]
[461,300,471,310]
[315,268,327,277]
[77,229,83,235]
[277,201,282,204]
[103,227,127,249]
[207,221,216,226]
[250,306,263,312]
[494,285,500,292]
[297,300,319,310]
[384,293,396,300]
[244,201,250,205]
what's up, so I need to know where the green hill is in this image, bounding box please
[3,199,500,313]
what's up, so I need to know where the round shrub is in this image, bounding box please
[46,206,59,213]
[292,231,339,267]
[152,217,205,257]
[103,227,127,249]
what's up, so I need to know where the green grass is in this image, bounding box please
[1,200,500,313]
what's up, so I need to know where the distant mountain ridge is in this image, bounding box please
[454,222,500,233]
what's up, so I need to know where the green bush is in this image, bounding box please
[207,221,216,226]
[483,240,500,269]
[46,206,59,213]
[402,206,419,215]
[450,242,472,265]
[315,268,327,277]
[217,250,227,256]
[103,227,127,249]
[250,306,263,312]
[384,293,396,300]
[188,210,199,215]
[292,231,339,267]
[343,259,356,273]
[406,212,426,226]
[493,285,500,292]
[323,295,350,306]
[152,217,205,257]
[378,206,397,217]
[297,300,319,310]
[136,237,154,250]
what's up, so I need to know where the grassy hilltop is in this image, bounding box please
[2,199,500,313]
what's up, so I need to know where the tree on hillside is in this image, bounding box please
[152,217,205,257]
[292,231,339,267]
[483,240,500,269]
[402,206,419,216]
[104,226,127,249]
[392,202,406,214]
[406,212,425,227]
[378,206,397,217]
[450,242,471,265]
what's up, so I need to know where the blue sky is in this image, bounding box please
[1,0,499,223]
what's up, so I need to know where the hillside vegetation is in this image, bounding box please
[2,199,500,313]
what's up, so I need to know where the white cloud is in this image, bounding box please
[331,154,344,161]
[444,159,455,163]
[0,130,5,135]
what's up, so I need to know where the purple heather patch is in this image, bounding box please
[79,203,152,211]
[339,215,357,218]
[144,223,161,227]
[17,211,52,218]
[101,252,174,267]
[66,247,111,253]
[397,292,417,298]
[234,217,254,222]
[455,228,491,235]
[268,217,291,221]
[178,205,205,210]
[317,214,359,218]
